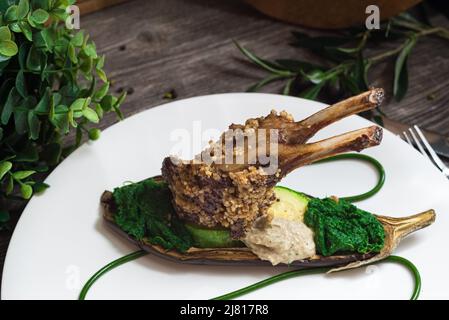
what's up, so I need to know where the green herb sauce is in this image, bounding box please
[305,198,385,256]
[113,178,192,252]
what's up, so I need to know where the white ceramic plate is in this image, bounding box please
[2,93,449,300]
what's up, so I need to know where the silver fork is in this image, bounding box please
[402,125,449,178]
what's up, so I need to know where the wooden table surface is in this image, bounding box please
[1,0,448,293]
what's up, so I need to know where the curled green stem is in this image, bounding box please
[313,153,385,202]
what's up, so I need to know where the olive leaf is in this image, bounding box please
[234,41,291,76]
[300,83,325,100]
[275,59,323,73]
[282,78,294,95]
[247,74,286,92]
[394,35,416,101]
[236,11,447,109]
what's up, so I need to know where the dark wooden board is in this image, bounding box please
[1,0,448,291]
[77,0,132,14]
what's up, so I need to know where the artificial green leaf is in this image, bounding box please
[9,22,21,33]
[70,31,84,47]
[69,97,89,111]
[94,102,103,119]
[68,42,77,63]
[96,68,107,83]
[115,91,127,107]
[96,55,105,69]
[28,110,40,139]
[0,127,3,141]
[83,43,97,58]
[50,7,67,20]
[20,183,33,199]
[4,5,18,22]
[38,27,56,50]
[19,21,32,41]
[79,56,93,75]
[13,170,36,180]
[0,40,18,56]
[113,105,124,120]
[51,92,62,108]
[0,161,13,180]
[33,182,49,194]
[394,36,416,101]
[0,54,10,63]
[15,70,27,98]
[6,175,14,195]
[34,88,50,114]
[93,82,109,100]
[67,109,77,127]
[18,42,28,69]
[100,95,117,112]
[85,77,97,97]
[0,26,11,41]
[51,110,69,133]
[18,0,30,20]
[14,108,28,134]
[26,45,41,71]
[83,107,99,123]
[31,9,50,24]
[1,87,21,125]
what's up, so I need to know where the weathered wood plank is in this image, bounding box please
[77,0,132,14]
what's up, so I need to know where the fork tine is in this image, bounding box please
[402,131,413,147]
[408,127,428,156]
[414,125,447,171]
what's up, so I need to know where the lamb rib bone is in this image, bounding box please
[161,89,384,238]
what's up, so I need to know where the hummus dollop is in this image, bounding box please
[243,217,316,265]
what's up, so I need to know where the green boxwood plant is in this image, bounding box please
[0,0,125,228]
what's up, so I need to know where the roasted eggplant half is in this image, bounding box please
[101,89,436,272]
